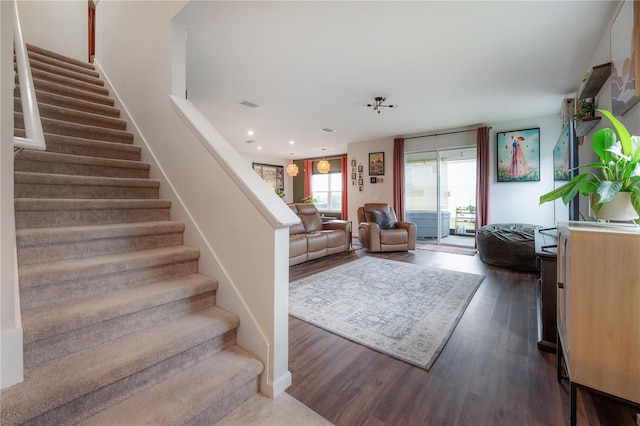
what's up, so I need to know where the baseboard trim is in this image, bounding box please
[264,370,292,398]
[1,328,24,389]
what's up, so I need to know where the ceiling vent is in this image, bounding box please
[238,100,260,108]
[245,140,256,144]
[321,128,336,133]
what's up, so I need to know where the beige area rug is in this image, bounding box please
[289,257,485,369]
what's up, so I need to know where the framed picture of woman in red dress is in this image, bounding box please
[496,128,540,182]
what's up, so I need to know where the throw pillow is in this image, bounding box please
[368,210,396,230]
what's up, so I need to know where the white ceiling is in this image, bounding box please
[176,1,619,160]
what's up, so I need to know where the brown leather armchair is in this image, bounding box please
[357,203,417,252]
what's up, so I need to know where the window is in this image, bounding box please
[312,172,342,212]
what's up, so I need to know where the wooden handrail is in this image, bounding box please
[13,0,45,151]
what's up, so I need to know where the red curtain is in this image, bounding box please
[475,127,490,234]
[341,155,348,220]
[393,138,405,221]
[303,160,312,199]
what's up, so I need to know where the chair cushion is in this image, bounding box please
[380,228,408,245]
[367,210,396,230]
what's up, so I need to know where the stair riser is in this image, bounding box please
[20,259,199,310]
[15,99,127,131]
[15,87,120,118]
[14,158,150,179]
[18,232,183,266]
[27,49,98,77]
[31,78,114,106]
[25,293,217,369]
[15,114,133,144]
[20,59,103,87]
[186,377,259,425]
[15,182,158,200]
[20,332,237,426]
[15,206,171,229]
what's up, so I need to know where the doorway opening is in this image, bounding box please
[404,146,477,248]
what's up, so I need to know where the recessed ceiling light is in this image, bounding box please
[248,130,254,136]
[321,128,336,133]
[257,146,262,150]
[238,100,260,108]
[289,140,295,145]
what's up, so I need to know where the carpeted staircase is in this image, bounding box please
[2,44,263,425]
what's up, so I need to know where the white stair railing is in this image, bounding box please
[13,0,45,151]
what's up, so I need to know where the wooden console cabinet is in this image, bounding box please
[556,221,640,426]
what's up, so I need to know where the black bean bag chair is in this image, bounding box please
[477,223,540,271]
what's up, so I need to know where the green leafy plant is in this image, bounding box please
[539,109,640,217]
[576,100,596,120]
[301,195,318,204]
[275,188,285,199]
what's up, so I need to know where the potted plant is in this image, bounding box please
[301,195,318,204]
[576,100,596,120]
[539,109,640,221]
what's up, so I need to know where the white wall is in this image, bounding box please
[347,138,394,222]
[489,114,559,226]
[1,0,24,389]
[17,0,87,62]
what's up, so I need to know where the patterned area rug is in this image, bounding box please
[416,243,478,256]
[289,257,485,369]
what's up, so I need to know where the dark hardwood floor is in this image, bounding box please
[287,247,638,426]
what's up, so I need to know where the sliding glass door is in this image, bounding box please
[405,146,477,247]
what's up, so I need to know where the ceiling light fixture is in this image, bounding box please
[317,149,330,174]
[364,96,397,114]
[286,153,298,177]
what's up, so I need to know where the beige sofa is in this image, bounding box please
[288,203,351,266]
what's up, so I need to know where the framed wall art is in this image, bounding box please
[610,0,640,116]
[252,163,284,190]
[496,128,540,182]
[369,152,384,176]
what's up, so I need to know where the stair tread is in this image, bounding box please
[14,198,171,211]
[16,114,134,142]
[29,89,120,117]
[23,273,217,342]
[19,245,200,288]
[0,306,240,426]
[14,131,140,158]
[31,77,114,106]
[79,346,263,426]
[17,221,183,245]
[27,44,96,71]
[22,57,104,86]
[15,150,148,171]
[28,67,109,96]
[14,171,160,187]
[17,99,127,130]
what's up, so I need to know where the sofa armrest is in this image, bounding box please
[396,221,417,250]
[323,220,350,232]
[359,222,381,251]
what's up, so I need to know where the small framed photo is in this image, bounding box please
[370,177,377,184]
[351,158,357,167]
[359,185,364,192]
[358,178,363,186]
[351,173,356,180]
[369,152,384,176]
[358,164,363,173]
